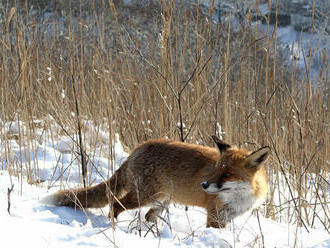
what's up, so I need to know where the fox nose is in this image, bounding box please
[201,181,209,189]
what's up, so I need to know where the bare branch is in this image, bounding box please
[72,75,87,188]
[7,184,14,215]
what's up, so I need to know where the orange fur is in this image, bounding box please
[46,138,270,228]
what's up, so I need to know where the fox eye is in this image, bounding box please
[223,172,231,178]
[220,163,227,168]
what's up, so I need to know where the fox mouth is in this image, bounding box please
[202,186,231,194]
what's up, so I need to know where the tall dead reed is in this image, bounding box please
[0,0,329,235]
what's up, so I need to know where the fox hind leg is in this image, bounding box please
[109,190,157,219]
[145,199,170,223]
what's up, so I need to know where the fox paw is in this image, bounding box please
[145,210,158,223]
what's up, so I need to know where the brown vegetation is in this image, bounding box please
[0,0,329,235]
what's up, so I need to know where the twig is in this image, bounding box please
[179,52,202,95]
[7,184,14,215]
[72,75,87,188]
[310,176,330,234]
[177,54,212,142]
[48,112,107,183]
[260,113,310,233]
[256,209,265,248]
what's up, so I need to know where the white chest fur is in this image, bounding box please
[217,181,265,222]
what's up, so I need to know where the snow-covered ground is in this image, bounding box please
[0,120,329,248]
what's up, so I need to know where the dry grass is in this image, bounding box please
[0,0,329,237]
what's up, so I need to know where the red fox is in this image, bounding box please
[45,136,270,228]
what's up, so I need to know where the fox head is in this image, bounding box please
[201,136,270,198]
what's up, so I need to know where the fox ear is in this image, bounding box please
[246,146,270,169]
[211,135,230,154]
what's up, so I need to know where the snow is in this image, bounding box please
[0,121,329,248]
[253,14,329,81]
